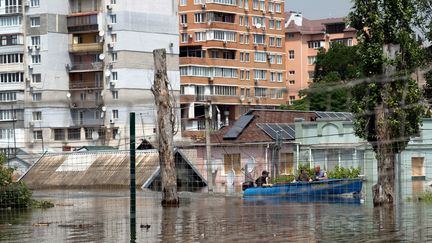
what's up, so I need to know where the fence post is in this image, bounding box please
[130,112,136,242]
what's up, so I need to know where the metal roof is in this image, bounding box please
[223,115,254,140]
[257,123,296,140]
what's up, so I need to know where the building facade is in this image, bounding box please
[179,0,286,137]
[0,0,180,155]
[284,12,357,104]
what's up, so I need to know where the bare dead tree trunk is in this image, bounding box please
[152,48,179,207]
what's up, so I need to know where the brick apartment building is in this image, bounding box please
[179,0,286,137]
[284,12,357,104]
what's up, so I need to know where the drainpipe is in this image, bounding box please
[296,142,300,170]
[215,105,221,129]
[265,143,269,173]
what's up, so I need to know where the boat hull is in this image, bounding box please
[243,179,363,197]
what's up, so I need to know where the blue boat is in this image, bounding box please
[243,179,363,197]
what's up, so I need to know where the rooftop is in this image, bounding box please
[285,12,355,35]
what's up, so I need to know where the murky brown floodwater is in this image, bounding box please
[1,181,432,242]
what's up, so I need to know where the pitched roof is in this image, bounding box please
[75,146,117,151]
[285,12,355,34]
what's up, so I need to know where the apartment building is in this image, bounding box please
[284,12,357,104]
[179,0,286,137]
[0,0,180,154]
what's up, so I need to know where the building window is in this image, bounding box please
[112,71,118,80]
[181,33,188,43]
[253,34,265,44]
[33,131,42,140]
[277,72,283,82]
[240,52,244,62]
[276,38,282,47]
[252,0,258,9]
[289,96,296,105]
[0,110,15,121]
[245,70,250,80]
[32,111,42,121]
[32,93,41,101]
[180,0,187,6]
[110,0,117,4]
[111,52,117,62]
[259,0,265,10]
[194,13,204,23]
[245,52,250,62]
[289,50,295,60]
[110,15,117,24]
[254,87,267,97]
[68,128,81,140]
[270,89,283,99]
[112,128,119,139]
[32,74,41,83]
[309,71,314,81]
[0,92,16,102]
[412,157,425,178]
[287,33,294,39]
[289,71,295,75]
[30,17,40,27]
[213,86,237,96]
[280,153,294,175]
[30,0,40,7]
[254,51,267,62]
[112,90,118,99]
[112,109,119,119]
[289,80,295,85]
[31,54,41,64]
[54,129,65,141]
[254,69,266,80]
[0,53,23,64]
[111,33,117,43]
[0,129,13,140]
[269,20,274,29]
[224,154,241,175]
[275,3,281,12]
[276,20,281,30]
[180,14,187,24]
[31,36,40,46]
[308,56,317,65]
[276,55,282,64]
[270,72,275,82]
[269,37,275,46]
[308,41,323,49]
[195,31,206,41]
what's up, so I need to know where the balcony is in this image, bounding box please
[0,5,22,15]
[69,43,103,53]
[68,62,103,72]
[70,80,103,90]
[70,99,103,109]
[67,12,99,33]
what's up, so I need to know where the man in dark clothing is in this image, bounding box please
[297,169,311,182]
[255,170,270,187]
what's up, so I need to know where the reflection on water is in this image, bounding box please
[0,183,432,242]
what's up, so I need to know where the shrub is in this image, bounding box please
[269,175,295,184]
[327,166,361,179]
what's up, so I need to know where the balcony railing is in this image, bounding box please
[68,62,103,72]
[67,13,99,32]
[69,80,103,90]
[70,99,103,109]
[2,6,22,15]
[69,43,103,53]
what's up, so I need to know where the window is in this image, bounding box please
[275,3,281,12]
[269,37,275,46]
[252,16,265,27]
[0,92,16,102]
[239,16,244,26]
[112,128,119,139]
[112,71,118,80]
[280,153,294,175]
[31,54,41,64]
[181,33,188,43]
[33,131,42,140]
[254,87,267,97]
[331,38,353,47]
[0,16,22,27]
[240,52,244,62]
[0,129,13,140]
[287,33,294,39]
[268,2,274,12]
[112,90,118,99]
[30,17,40,27]
[412,157,425,177]
[308,41,323,49]
[31,36,40,46]
[254,69,266,80]
[111,52,117,62]
[308,56,317,65]
[32,111,42,121]
[194,13,204,23]
[224,154,241,175]
[259,0,265,10]
[245,70,250,80]
[239,34,244,44]
[112,109,119,119]
[309,71,314,80]
[30,0,40,7]
[54,129,65,141]
[0,110,15,121]
[269,20,274,29]
[213,86,237,96]
[195,32,206,41]
[289,50,295,59]
[110,0,117,4]
[180,0,187,6]
[253,34,265,44]
[0,54,23,64]
[270,72,275,82]
[240,70,245,80]
[270,89,283,99]
[276,20,281,30]
[110,15,117,24]
[289,80,295,85]
[207,30,236,42]
[206,0,236,5]
[289,96,296,105]
[111,33,117,43]
[245,52,250,62]
[289,70,295,75]
[180,14,187,24]
[276,38,282,47]
[68,128,81,140]
[32,74,41,83]
[252,0,258,9]
[32,93,41,101]
[276,55,282,64]
[254,51,267,62]
[0,72,24,83]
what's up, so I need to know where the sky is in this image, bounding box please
[285,0,353,19]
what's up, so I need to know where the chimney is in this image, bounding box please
[293,12,303,26]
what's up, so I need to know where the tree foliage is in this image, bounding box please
[349,0,425,154]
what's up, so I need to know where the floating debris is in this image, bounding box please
[32,222,51,227]
[140,224,151,230]
[58,224,94,229]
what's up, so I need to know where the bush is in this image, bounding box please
[327,166,361,179]
[294,163,315,179]
[269,175,295,184]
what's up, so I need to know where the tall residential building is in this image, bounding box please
[284,12,357,104]
[0,0,179,154]
[179,0,286,137]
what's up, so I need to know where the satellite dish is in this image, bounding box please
[91,131,99,141]
[66,92,71,98]
[105,70,111,77]
[101,106,107,112]
[99,30,105,37]
[99,54,105,60]
[100,111,105,118]
[256,23,261,29]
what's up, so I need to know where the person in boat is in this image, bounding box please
[255,170,272,187]
[314,165,328,180]
[297,169,312,182]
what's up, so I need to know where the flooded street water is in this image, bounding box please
[1,182,432,242]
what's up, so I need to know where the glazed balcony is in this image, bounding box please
[67,12,99,33]
[70,99,104,109]
[69,42,103,53]
[68,62,103,72]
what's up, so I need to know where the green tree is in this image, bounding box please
[350,0,425,206]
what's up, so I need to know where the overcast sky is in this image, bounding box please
[285,0,353,19]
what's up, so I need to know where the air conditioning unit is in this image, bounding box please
[107,24,113,29]
[188,34,193,39]
[240,95,245,101]
[34,45,40,50]
[201,4,206,9]
[223,40,228,45]
[244,8,249,12]
[65,64,70,71]
[106,4,113,10]
[27,45,33,51]
[208,77,214,83]
[28,65,33,70]
[246,26,251,31]
[254,44,258,48]
[29,121,34,127]
[254,79,259,85]
[263,44,268,49]
[72,103,77,108]
[169,42,174,48]
[108,42,114,48]
[110,80,117,86]
[24,1,29,7]
[182,23,188,28]
[261,9,266,14]
[109,119,114,124]
[108,62,113,68]
[247,97,253,103]
[25,77,30,82]
[262,26,266,31]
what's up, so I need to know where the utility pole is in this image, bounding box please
[151,48,178,206]
[129,112,136,242]
[272,131,281,178]
[12,104,16,158]
[205,102,213,192]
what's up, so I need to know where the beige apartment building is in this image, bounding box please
[179,0,286,137]
[284,12,357,104]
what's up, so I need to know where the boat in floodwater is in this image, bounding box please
[243,179,363,197]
